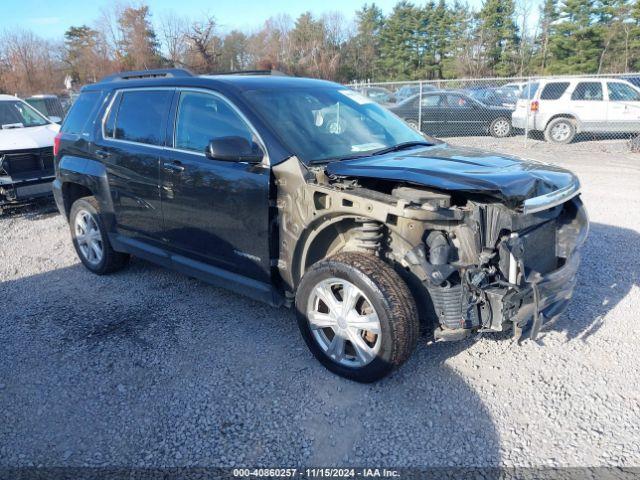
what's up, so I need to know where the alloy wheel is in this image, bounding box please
[306,278,382,368]
[492,119,510,137]
[74,210,104,266]
[551,122,572,142]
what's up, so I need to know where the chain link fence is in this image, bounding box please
[349,73,640,152]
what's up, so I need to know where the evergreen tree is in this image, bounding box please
[378,1,423,79]
[537,0,559,73]
[547,0,602,73]
[350,3,385,80]
[477,0,519,76]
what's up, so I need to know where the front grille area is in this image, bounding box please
[0,147,54,178]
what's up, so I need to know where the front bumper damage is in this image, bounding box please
[406,195,588,342]
[0,147,55,206]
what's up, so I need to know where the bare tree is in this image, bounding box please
[184,15,219,73]
[159,12,189,67]
[0,29,65,95]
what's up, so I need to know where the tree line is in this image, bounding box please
[1,0,640,96]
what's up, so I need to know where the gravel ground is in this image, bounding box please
[1,137,639,468]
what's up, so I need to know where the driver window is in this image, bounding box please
[174,91,255,154]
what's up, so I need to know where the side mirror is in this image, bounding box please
[48,116,62,124]
[206,136,263,163]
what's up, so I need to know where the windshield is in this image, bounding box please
[243,87,427,163]
[0,100,49,129]
[26,98,50,116]
[519,82,539,100]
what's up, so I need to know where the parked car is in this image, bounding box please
[393,83,436,102]
[389,90,514,138]
[25,94,65,123]
[54,69,588,382]
[501,81,529,97]
[0,95,60,209]
[512,77,640,143]
[465,86,517,108]
[356,86,396,105]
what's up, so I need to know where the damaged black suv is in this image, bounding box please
[54,69,588,382]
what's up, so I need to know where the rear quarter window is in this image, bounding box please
[109,90,173,146]
[540,82,570,100]
[61,91,103,135]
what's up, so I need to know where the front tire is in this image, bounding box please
[69,196,129,274]
[295,252,419,383]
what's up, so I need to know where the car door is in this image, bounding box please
[606,81,640,132]
[442,93,483,136]
[98,88,174,241]
[419,93,448,136]
[159,89,272,283]
[569,81,607,132]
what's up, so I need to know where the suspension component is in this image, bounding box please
[354,218,383,253]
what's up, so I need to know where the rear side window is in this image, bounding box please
[108,90,173,146]
[540,82,569,100]
[571,82,603,101]
[62,91,102,135]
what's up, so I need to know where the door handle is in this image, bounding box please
[163,160,185,173]
[95,149,111,159]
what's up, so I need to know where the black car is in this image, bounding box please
[389,90,514,138]
[53,69,588,382]
[465,86,517,108]
[393,84,437,102]
[355,86,397,105]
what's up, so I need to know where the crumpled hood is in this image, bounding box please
[0,124,60,152]
[326,143,579,207]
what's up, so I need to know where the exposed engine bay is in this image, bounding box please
[273,156,588,341]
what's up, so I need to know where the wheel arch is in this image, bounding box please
[292,213,418,289]
[544,113,582,133]
[57,156,114,220]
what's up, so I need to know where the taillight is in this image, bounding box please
[530,100,539,112]
[53,132,62,156]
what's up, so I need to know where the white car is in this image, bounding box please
[0,94,61,208]
[511,77,640,143]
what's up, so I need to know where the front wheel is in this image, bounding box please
[295,252,419,383]
[489,117,512,138]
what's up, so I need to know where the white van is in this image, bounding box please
[511,77,640,143]
[0,94,60,208]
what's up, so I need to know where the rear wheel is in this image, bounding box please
[489,117,512,138]
[544,117,576,144]
[70,196,129,274]
[295,252,419,383]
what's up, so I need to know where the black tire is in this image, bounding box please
[544,117,576,144]
[489,117,512,138]
[69,196,129,274]
[295,252,419,383]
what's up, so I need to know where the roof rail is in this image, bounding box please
[214,69,288,77]
[99,68,194,83]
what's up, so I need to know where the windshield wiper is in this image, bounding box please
[309,141,434,165]
[370,141,434,156]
